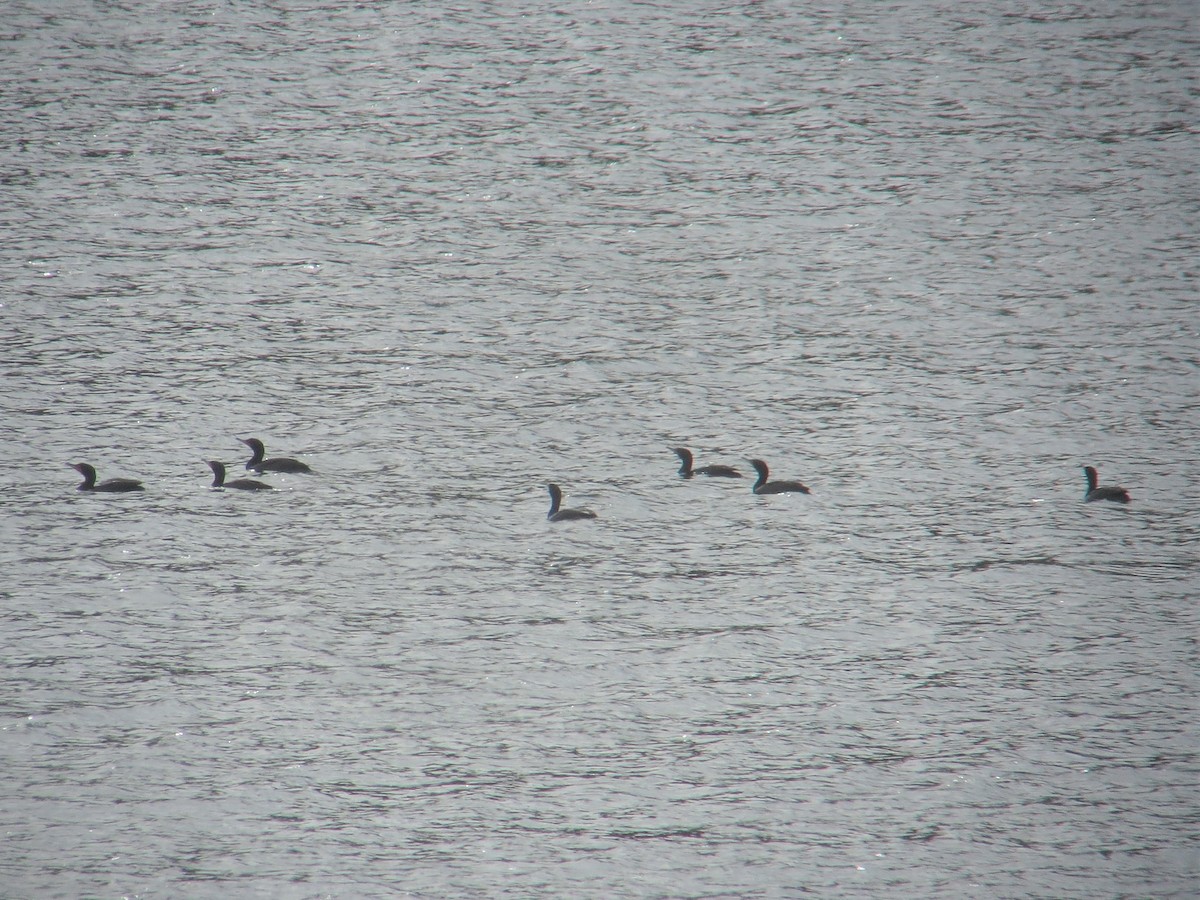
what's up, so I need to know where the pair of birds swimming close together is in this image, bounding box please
[552,450,1132,521]
[69,438,311,494]
[68,441,1134,515]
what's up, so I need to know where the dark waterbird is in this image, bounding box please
[671,447,741,479]
[748,459,810,495]
[70,463,144,493]
[208,461,273,491]
[546,483,597,522]
[240,437,312,474]
[1083,465,1130,503]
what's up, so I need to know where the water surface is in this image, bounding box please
[2,1,1197,897]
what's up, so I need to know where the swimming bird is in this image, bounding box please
[671,447,742,479]
[208,461,273,491]
[748,458,810,495]
[70,462,144,493]
[240,437,312,474]
[546,483,597,522]
[1083,465,1130,503]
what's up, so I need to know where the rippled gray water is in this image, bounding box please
[2,1,1197,897]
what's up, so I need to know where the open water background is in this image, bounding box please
[1,1,1197,897]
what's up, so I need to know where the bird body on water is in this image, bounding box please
[671,447,741,479]
[209,460,273,491]
[1083,465,1130,503]
[748,459,810,495]
[241,438,312,474]
[547,483,597,522]
[70,463,144,493]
